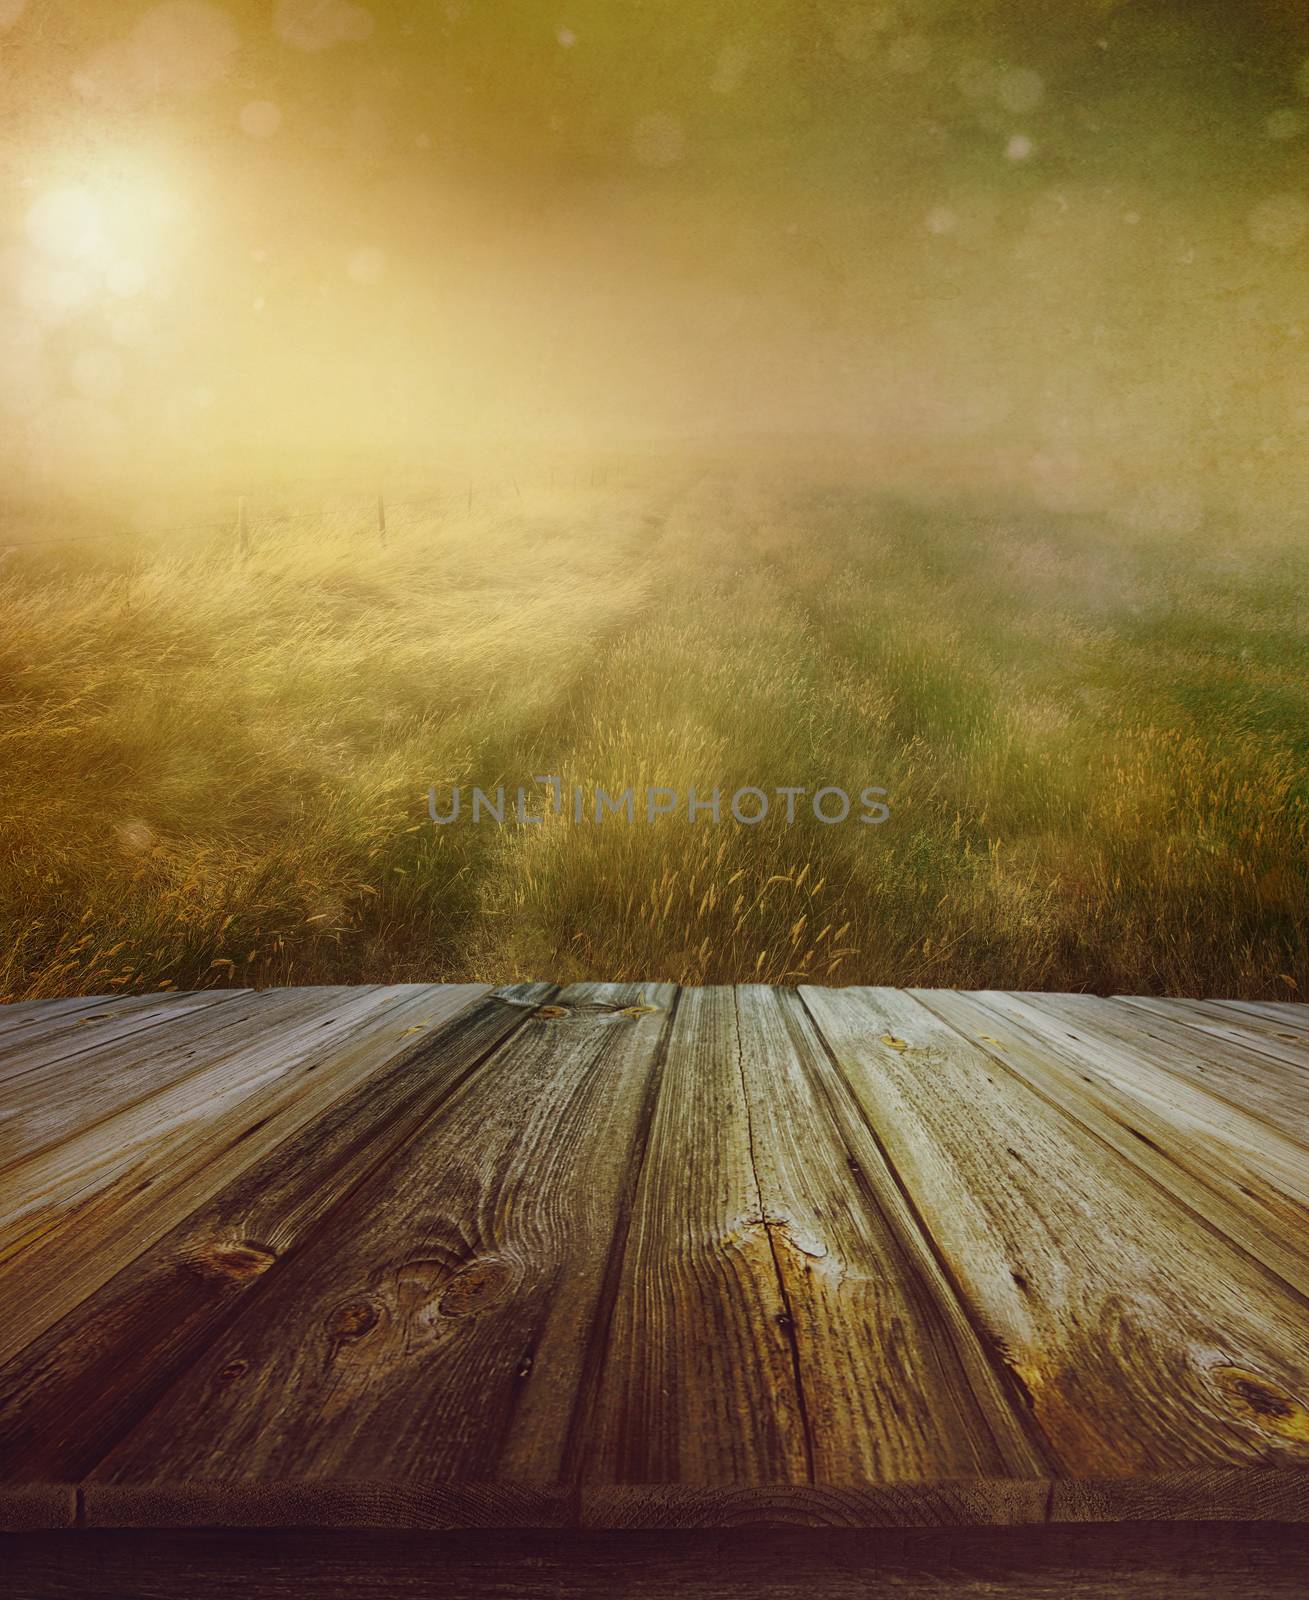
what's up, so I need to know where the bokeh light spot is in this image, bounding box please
[26,186,102,259]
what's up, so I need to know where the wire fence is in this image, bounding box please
[0,458,627,557]
[0,485,490,554]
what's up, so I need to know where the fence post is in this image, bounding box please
[377,491,387,547]
[236,495,249,558]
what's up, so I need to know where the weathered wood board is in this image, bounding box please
[0,983,1307,1535]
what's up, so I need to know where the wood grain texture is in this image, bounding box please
[1212,1000,1309,1032]
[728,985,1042,1482]
[0,1485,76,1531]
[6,1471,1309,1534]
[1033,995,1309,1149]
[0,991,238,1088]
[918,989,1309,1301]
[1049,1467,1309,1522]
[568,985,810,1483]
[799,986,1309,1478]
[0,994,145,1051]
[0,985,488,1365]
[576,1479,1051,1528]
[87,983,675,1486]
[0,982,1307,1535]
[0,985,521,1476]
[81,1479,576,1529]
[1117,997,1309,1075]
[0,989,315,1168]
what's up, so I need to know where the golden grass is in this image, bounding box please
[2,466,1306,999]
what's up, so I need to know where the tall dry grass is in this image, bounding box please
[2,466,1306,999]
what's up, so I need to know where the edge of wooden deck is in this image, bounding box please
[5,985,1308,1538]
[4,1470,1308,1532]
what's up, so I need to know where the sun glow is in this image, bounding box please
[24,161,177,301]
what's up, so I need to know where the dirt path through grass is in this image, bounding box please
[3,466,1306,998]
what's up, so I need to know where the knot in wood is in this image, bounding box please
[182,1239,277,1281]
[327,1297,383,1340]
[438,1254,519,1318]
[1208,1364,1309,1443]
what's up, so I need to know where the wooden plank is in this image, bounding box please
[0,990,278,1165]
[918,989,1309,1302]
[76,1477,1042,1533]
[0,991,239,1086]
[577,1480,1049,1528]
[10,1465,1309,1534]
[0,994,197,1064]
[578,1467,1309,1529]
[740,985,1047,1482]
[572,984,1041,1490]
[1050,1465,1309,1522]
[0,995,116,1030]
[0,1485,76,1531]
[0,984,533,1479]
[0,985,488,1366]
[0,994,132,1043]
[972,995,1309,1209]
[65,983,672,1488]
[1117,996,1309,1075]
[1211,1000,1309,1031]
[563,985,808,1485]
[1030,994,1309,1149]
[79,1479,575,1531]
[6,1524,1309,1599]
[799,986,1309,1480]
[495,984,679,1483]
[1,988,384,1236]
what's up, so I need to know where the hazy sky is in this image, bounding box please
[3,1,1309,504]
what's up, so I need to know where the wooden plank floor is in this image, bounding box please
[1,982,1307,1532]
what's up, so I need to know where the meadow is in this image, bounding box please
[2,462,1307,1001]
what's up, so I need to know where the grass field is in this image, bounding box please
[3,463,1307,1001]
